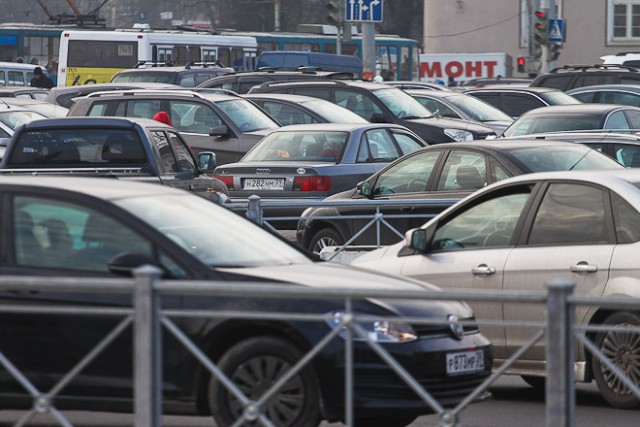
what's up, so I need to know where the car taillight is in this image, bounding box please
[293,176,331,191]
[213,175,234,191]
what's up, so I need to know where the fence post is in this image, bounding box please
[246,195,263,225]
[545,278,576,427]
[133,265,163,427]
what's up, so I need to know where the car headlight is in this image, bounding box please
[325,311,418,343]
[444,128,474,142]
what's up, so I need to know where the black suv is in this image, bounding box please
[67,89,280,165]
[197,69,354,94]
[530,64,640,91]
[111,62,234,87]
[249,80,496,143]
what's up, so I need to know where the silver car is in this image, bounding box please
[353,169,640,409]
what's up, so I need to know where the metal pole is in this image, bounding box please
[274,0,281,32]
[361,22,376,80]
[246,195,263,225]
[545,278,576,427]
[134,265,163,427]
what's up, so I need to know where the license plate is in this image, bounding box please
[446,350,484,376]
[243,178,285,190]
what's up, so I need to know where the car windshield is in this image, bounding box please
[373,88,433,119]
[215,98,279,132]
[302,99,368,123]
[0,110,46,130]
[445,94,512,121]
[508,146,624,172]
[112,73,175,84]
[116,193,309,268]
[502,114,603,137]
[242,131,349,162]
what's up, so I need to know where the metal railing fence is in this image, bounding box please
[0,272,638,427]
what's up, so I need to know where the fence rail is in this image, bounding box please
[0,271,638,426]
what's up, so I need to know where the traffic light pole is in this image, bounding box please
[539,0,549,74]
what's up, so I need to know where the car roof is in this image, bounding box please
[18,116,171,131]
[0,104,35,112]
[254,79,389,91]
[414,138,594,152]
[463,86,561,93]
[566,84,640,93]
[264,123,409,132]
[484,168,640,191]
[405,89,464,98]
[0,87,48,94]
[243,93,334,103]
[80,89,241,103]
[517,103,639,116]
[0,175,181,200]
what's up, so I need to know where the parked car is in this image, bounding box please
[353,168,640,408]
[529,64,640,91]
[0,98,68,117]
[249,80,497,143]
[0,61,47,88]
[405,89,513,135]
[501,104,640,138]
[214,123,427,225]
[462,85,581,118]
[44,82,182,108]
[110,62,234,87]
[67,89,280,165]
[243,93,368,125]
[256,51,363,78]
[566,84,640,107]
[0,175,493,426]
[0,86,50,100]
[0,104,46,138]
[297,140,623,253]
[197,69,355,94]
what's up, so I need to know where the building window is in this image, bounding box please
[608,1,640,41]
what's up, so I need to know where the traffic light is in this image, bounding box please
[326,0,341,26]
[549,43,562,61]
[517,56,526,73]
[533,9,549,47]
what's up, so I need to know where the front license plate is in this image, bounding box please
[446,350,484,376]
[243,178,285,190]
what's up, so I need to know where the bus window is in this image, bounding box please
[157,46,173,63]
[218,48,231,68]
[0,70,5,86]
[8,71,25,86]
[68,41,138,69]
[203,49,216,62]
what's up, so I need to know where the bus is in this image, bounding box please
[222,27,420,81]
[57,29,258,87]
[0,23,64,66]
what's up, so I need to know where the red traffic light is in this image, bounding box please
[535,10,546,19]
[517,56,526,73]
[517,57,525,66]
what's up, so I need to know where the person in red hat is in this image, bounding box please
[152,111,172,126]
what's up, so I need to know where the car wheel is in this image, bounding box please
[592,312,640,409]
[354,415,417,427]
[309,227,344,256]
[521,375,545,390]
[209,336,321,427]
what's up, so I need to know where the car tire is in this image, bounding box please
[521,375,545,390]
[354,415,417,427]
[208,336,321,427]
[592,312,640,409]
[309,227,344,255]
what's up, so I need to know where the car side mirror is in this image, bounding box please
[209,125,229,137]
[403,226,435,253]
[107,253,163,277]
[357,179,372,197]
[369,113,387,123]
[198,151,217,172]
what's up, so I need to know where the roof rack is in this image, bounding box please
[132,60,228,69]
[548,64,640,73]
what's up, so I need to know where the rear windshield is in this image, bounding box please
[7,129,147,167]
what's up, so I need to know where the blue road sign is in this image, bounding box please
[345,0,383,22]
[548,18,565,43]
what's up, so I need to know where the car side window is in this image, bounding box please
[264,102,315,125]
[125,100,162,119]
[437,150,487,191]
[604,111,630,129]
[169,101,223,133]
[421,98,458,118]
[390,129,425,154]
[335,89,383,121]
[177,74,196,87]
[362,129,400,163]
[87,101,111,116]
[528,183,613,246]
[490,157,512,182]
[624,109,640,128]
[502,94,542,117]
[614,144,640,167]
[13,196,153,272]
[431,187,531,251]
[292,88,332,101]
[167,131,196,173]
[373,150,441,195]
[569,91,595,103]
[611,193,640,243]
[152,130,179,173]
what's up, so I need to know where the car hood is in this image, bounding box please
[217,262,474,318]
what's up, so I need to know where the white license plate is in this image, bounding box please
[243,178,285,190]
[446,350,484,376]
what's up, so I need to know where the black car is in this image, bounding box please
[297,140,623,253]
[67,89,280,165]
[197,69,355,94]
[529,64,640,91]
[44,82,182,109]
[0,176,492,427]
[110,63,234,87]
[462,85,581,118]
[249,80,497,143]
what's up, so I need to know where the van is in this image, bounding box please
[0,62,43,87]
[256,51,363,78]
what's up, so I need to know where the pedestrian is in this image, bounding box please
[153,111,173,126]
[30,67,54,89]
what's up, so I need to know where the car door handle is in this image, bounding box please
[570,263,598,273]
[471,264,496,275]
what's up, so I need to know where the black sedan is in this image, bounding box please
[297,140,623,253]
[0,176,492,427]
